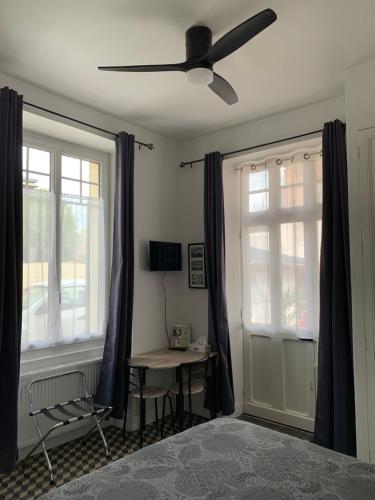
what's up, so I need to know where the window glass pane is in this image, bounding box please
[22,142,105,350]
[23,286,45,310]
[29,148,50,175]
[60,196,102,340]
[315,160,322,182]
[281,222,306,330]
[62,156,80,180]
[316,183,322,204]
[62,178,81,196]
[281,185,303,208]
[248,230,271,325]
[280,162,303,186]
[27,172,50,191]
[82,161,99,183]
[242,145,322,339]
[22,190,51,348]
[316,161,323,204]
[82,182,99,198]
[249,170,267,191]
[317,220,322,262]
[249,191,268,212]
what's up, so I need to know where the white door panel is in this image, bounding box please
[244,329,316,431]
[249,335,273,406]
[283,339,311,415]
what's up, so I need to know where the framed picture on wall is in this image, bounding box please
[188,243,207,289]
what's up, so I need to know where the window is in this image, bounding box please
[241,146,322,338]
[22,136,108,350]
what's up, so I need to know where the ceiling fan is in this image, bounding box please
[98,9,277,105]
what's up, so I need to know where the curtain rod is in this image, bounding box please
[236,148,322,171]
[179,129,323,168]
[23,101,155,151]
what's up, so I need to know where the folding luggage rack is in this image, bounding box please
[23,370,112,484]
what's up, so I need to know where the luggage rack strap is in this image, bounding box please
[29,395,94,416]
[39,406,111,426]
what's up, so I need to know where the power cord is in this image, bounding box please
[161,271,170,345]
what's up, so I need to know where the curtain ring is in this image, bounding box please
[276,159,282,166]
[250,164,257,170]
[304,153,310,160]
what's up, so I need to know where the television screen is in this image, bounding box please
[149,241,182,271]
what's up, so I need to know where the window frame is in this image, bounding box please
[241,150,322,339]
[21,131,110,372]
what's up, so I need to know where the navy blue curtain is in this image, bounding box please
[0,87,23,473]
[204,151,235,415]
[313,120,356,456]
[94,132,134,419]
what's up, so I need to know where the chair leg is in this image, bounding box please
[161,394,167,438]
[154,398,159,434]
[139,398,144,449]
[167,394,175,434]
[188,392,193,428]
[123,406,128,437]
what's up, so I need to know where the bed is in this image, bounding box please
[40,417,375,499]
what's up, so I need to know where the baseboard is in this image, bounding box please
[244,403,314,432]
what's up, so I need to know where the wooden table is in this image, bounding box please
[128,349,215,369]
[127,349,217,444]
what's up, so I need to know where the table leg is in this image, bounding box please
[139,368,146,448]
[209,357,217,419]
[176,366,184,431]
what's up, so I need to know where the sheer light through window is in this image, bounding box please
[241,147,322,338]
[22,141,107,350]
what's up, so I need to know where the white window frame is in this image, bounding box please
[241,147,322,339]
[21,131,110,374]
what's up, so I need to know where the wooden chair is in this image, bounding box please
[123,365,174,449]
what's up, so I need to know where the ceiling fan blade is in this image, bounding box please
[98,63,187,72]
[209,73,238,105]
[205,9,277,64]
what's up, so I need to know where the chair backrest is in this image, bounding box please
[182,354,210,389]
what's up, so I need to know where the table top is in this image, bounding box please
[128,349,216,369]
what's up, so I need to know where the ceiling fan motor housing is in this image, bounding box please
[185,26,212,69]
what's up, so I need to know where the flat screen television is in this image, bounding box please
[149,241,182,271]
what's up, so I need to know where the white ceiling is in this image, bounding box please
[1,0,375,140]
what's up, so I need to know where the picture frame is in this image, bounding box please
[188,243,207,289]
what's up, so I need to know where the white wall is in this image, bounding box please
[176,95,345,417]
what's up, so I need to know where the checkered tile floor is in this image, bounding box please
[0,413,206,500]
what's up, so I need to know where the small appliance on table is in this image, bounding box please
[170,323,191,350]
